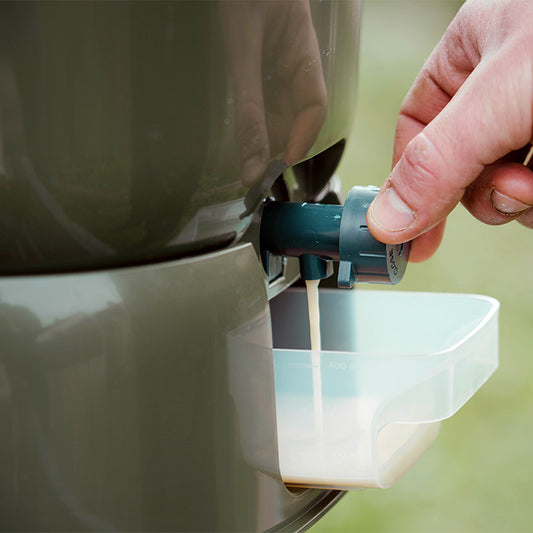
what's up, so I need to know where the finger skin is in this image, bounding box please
[408,221,447,263]
[367,0,533,259]
[403,159,533,259]
[462,162,533,225]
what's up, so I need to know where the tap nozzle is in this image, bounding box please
[259,185,410,288]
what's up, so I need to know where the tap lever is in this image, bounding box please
[260,185,410,288]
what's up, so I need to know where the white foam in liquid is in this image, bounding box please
[305,279,325,456]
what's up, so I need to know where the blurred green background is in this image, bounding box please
[314,1,533,532]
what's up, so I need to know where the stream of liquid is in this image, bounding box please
[305,279,324,450]
[306,279,322,352]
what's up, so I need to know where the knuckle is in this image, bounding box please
[399,134,447,199]
[392,133,463,227]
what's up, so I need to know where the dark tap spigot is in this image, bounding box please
[259,185,410,288]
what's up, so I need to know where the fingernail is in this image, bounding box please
[490,189,532,216]
[368,187,415,232]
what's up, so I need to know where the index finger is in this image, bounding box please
[368,47,533,245]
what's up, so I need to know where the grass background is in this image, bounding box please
[313,2,533,532]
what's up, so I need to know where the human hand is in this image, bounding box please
[219,0,327,187]
[367,0,533,262]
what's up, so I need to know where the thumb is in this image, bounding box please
[367,53,533,245]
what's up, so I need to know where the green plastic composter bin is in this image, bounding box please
[0,2,361,531]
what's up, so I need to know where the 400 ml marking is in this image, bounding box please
[328,361,357,371]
